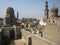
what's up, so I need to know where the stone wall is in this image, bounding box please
[21,29,59,45]
[43,24,60,45]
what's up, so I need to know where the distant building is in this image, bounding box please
[39,18,46,26]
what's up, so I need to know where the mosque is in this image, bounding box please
[43,0,60,45]
[37,0,60,45]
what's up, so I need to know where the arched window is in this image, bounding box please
[53,21,55,23]
[49,20,50,23]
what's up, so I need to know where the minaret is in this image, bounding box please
[17,11,19,19]
[44,0,49,19]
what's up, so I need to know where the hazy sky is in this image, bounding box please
[0,0,60,19]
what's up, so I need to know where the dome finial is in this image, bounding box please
[53,3,55,7]
[46,0,48,1]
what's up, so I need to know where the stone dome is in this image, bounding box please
[50,4,58,17]
[50,5,58,12]
[6,7,14,15]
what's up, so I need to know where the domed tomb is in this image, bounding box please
[6,7,14,15]
[3,7,17,26]
[50,4,58,17]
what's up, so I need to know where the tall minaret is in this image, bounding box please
[17,11,19,19]
[44,0,49,19]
